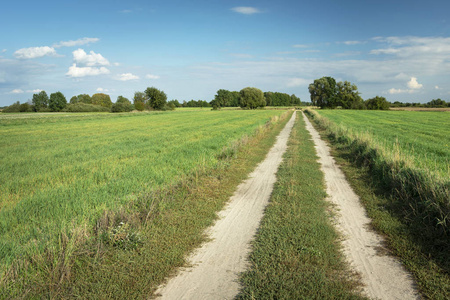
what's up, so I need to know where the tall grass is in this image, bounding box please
[0,109,289,297]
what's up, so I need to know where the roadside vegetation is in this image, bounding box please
[0,109,292,298]
[305,109,450,299]
[237,112,365,299]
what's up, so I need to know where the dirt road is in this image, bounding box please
[302,112,419,299]
[155,111,297,299]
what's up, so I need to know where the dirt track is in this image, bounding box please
[303,112,419,299]
[155,111,297,299]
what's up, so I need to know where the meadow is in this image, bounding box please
[316,110,449,179]
[0,109,289,297]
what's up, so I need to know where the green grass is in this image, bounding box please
[237,113,365,299]
[316,110,449,179]
[305,109,450,299]
[0,109,291,298]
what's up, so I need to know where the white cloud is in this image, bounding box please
[1,49,6,53]
[9,89,24,94]
[407,77,423,89]
[389,88,409,94]
[231,7,262,15]
[14,46,57,59]
[287,78,311,87]
[293,44,308,48]
[54,37,99,48]
[435,85,440,90]
[96,87,109,92]
[342,40,362,45]
[66,64,110,77]
[146,74,160,79]
[73,49,110,66]
[27,89,43,93]
[117,73,139,81]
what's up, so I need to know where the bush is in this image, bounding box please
[134,101,145,111]
[239,87,266,109]
[63,103,110,112]
[2,102,21,113]
[19,103,33,112]
[111,102,134,113]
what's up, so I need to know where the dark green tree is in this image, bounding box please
[336,81,363,109]
[308,77,337,108]
[239,87,266,109]
[145,87,167,110]
[116,95,131,105]
[92,93,112,108]
[70,94,91,104]
[212,89,233,108]
[49,92,67,112]
[365,96,390,110]
[32,91,49,111]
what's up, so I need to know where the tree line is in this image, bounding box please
[308,76,449,110]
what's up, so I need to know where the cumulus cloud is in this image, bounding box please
[73,49,110,66]
[117,73,139,81]
[54,37,99,48]
[96,87,109,92]
[146,74,160,79]
[14,46,57,59]
[231,7,262,15]
[407,77,423,89]
[9,89,24,94]
[27,89,43,93]
[66,64,110,77]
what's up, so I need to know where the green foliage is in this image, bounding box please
[133,91,146,104]
[63,103,110,112]
[239,87,266,109]
[111,102,134,113]
[92,93,112,108]
[309,77,337,108]
[19,103,33,112]
[427,98,448,107]
[49,92,67,112]
[70,94,92,104]
[2,101,21,113]
[134,101,145,111]
[336,81,364,109]
[116,95,131,105]
[167,99,182,107]
[145,87,167,110]
[32,91,49,111]
[181,99,210,108]
[264,91,301,106]
[103,222,143,250]
[365,96,390,110]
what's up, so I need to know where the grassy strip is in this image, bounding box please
[305,109,450,299]
[237,113,365,299]
[1,111,293,298]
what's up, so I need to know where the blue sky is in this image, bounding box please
[1,0,450,106]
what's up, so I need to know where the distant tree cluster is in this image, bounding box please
[391,98,450,108]
[308,77,365,109]
[264,92,301,106]
[133,87,173,111]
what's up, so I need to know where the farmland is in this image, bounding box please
[316,110,449,179]
[0,109,290,297]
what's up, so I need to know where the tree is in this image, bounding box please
[116,95,131,105]
[32,91,49,111]
[92,93,112,108]
[70,94,91,104]
[239,87,266,109]
[212,89,233,108]
[290,94,301,105]
[365,96,390,110]
[336,81,363,109]
[49,92,67,112]
[145,87,167,110]
[308,77,337,108]
[427,98,447,108]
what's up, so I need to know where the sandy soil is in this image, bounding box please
[154,111,297,300]
[302,112,419,300]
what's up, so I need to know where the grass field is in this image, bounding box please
[0,109,290,297]
[306,109,450,299]
[316,110,449,179]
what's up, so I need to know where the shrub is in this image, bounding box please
[2,102,21,113]
[134,101,145,111]
[63,103,110,112]
[111,102,134,113]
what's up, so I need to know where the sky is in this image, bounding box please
[1,0,450,106]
